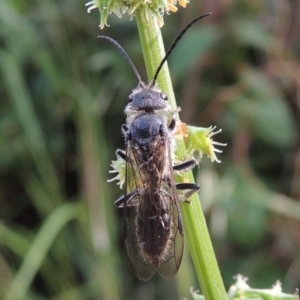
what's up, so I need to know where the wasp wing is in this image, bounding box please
[123,140,157,281]
[156,137,184,279]
[122,122,183,281]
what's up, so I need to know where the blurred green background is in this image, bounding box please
[0,0,299,299]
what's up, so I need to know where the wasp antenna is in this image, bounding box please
[98,35,143,84]
[151,13,212,87]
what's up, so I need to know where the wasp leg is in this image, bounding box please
[173,159,197,172]
[114,189,141,207]
[155,188,172,199]
[121,124,129,136]
[168,107,181,131]
[168,118,176,131]
[115,149,135,165]
[176,183,200,202]
[116,149,127,160]
[162,159,197,187]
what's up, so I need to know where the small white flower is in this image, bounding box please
[85,0,190,28]
[85,0,98,13]
[107,157,126,189]
[207,126,227,163]
[185,125,227,163]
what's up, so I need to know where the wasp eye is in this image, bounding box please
[128,94,133,103]
[160,93,168,101]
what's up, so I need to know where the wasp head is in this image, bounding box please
[126,84,170,112]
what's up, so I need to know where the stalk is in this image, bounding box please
[136,8,227,299]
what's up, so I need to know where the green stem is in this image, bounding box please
[136,9,227,299]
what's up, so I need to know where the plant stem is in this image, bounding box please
[136,8,227,299]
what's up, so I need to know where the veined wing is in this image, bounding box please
[121,121,183,281]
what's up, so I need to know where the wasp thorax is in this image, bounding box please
[130,113,167,174]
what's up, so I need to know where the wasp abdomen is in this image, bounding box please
[137,192,172,268]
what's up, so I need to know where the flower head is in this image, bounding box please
[185,125,227,163]
[108,151,141,190]
[227,274,298,299]
[107,156,126,188]
[85,0,189,29]
[173,120,189,139]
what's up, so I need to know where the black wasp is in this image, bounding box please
[102,14,211,281]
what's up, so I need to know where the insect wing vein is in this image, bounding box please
[123,137,156,281]
[157,140,184,278]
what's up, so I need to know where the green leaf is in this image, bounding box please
[229,69,297,147]
[4,203,81,300]
[169,25,221,77]
[230,18,273,51]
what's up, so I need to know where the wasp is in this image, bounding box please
[102,14,211,281]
